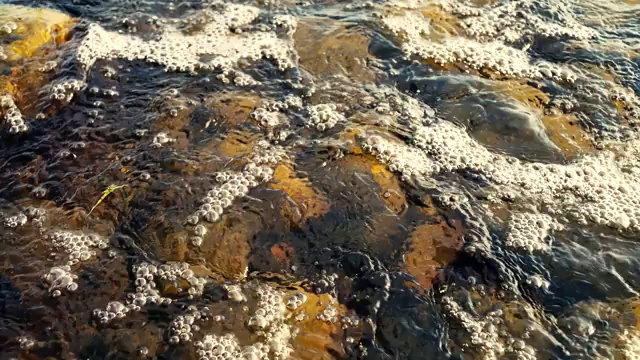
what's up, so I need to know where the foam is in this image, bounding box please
[439,0,598,43]
[193,283,293,360]
[76,3,296,83]
[307,104,346,131]
[49,79,86,104]
[186,141,285,235]
[380,11,574,80]
[505,212,562,252]
[43,265,78,297]
[361,116,640,235]
[94,261,206,324]
[0,94,28,133]
[441,294,542,360]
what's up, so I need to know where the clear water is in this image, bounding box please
[0,0,639,359]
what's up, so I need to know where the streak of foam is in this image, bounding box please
[379,9,576,80]
[76,2,296,83]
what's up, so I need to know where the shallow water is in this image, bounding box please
[0,0,640,359]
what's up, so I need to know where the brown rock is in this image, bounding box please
[285,288,356,359]
[198,213,260,280]
[269,163,331,225]
[205,92,261,127]
[294,19,376,82]
[217,129,261,158]
[492,80,550,110]
[419,4,462,37]
[542,113,594,158]
[1,5,77,116]
[162,231,189,262]
[403,215,464,290]
[338,154,407,214]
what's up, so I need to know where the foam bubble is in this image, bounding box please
[76,2,296,82]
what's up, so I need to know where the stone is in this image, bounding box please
[269,163,330,225]
[294,19,376,82]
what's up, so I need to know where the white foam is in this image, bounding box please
[77,3,296,81]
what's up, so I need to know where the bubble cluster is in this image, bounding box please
[194,334,244,360]
[151,132,175,148]
[38,60,58,72]
[505,212,562,252]
[49,79,86,103]
[285,292,307,310]
[0,94,28,133]
[186,142,285,232]
[40,230,107,296]
[94,262,206,324]
[252,107,287,128]
[0,20,17,35]
[317,304,338,323]
[441,295,540,360]
[251,96,302,140]
[92,301,130,324]
[558,298,640,358]
[247,284,285,331]
[361,113,640,242]
[17,336,35,350]
[168,306,203,345]
[360,85,435,124]
[48,230,108,266]
[439,0,597,43]
[380,11,575,80]
[76,2,296,83]
[206,283,296,358]
[42,265,78,297]
[307,104,346,131]
[3,212,27,228]
[136,261,206,299]
[225,284,246,302]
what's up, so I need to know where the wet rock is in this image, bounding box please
[206,93,261,127]
[491,80,594,158]
[338,154,407,214]
[542,113,595,158]
[162,231,189,262]
[418,4,462,37]
[441,285,559,359]
[197,212,259,280]
[284,287,357,359]
[492,80,550,110]
[558,297,640,358]
[294,19,376,82]
[0,5,76,118]
[217,129,262,158]
[403,212,464,290]
[0,5,76,61]
[269,163,331,226]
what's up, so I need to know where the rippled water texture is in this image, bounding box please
[1,0,640,358]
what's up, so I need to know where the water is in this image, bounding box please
[0,0,640,359]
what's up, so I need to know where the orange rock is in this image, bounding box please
[198,213,259,280]
[271,243,295,266]
[492,80,550,110]
[403,217,464,290]
[269,163,331,225]
[492,80,594,158]
[217,129,261,158]
[419,4,462,37]
[542,113,594,158]
[293,19,376,82]
[285,288,353,359]
[206,93,261,126]
[338,154,407,214]
[162,232,189,262]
